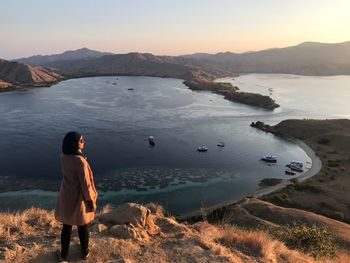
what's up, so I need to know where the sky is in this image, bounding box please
[1,0,350,59]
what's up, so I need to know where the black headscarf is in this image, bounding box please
[62,131,86,158]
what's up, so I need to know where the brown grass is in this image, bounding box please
[219,226,315,263]
[1,205,349,262]
[0,208,59,241]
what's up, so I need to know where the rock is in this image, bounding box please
[91,223,108,233]
[156,217,188,234]
[109,224,137,239]
[100,203,150,227]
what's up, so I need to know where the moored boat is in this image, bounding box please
[148,136,155,146]
[286,164,303,172]
[217,142,225,147]
[285,168,296,175]
[261,155,277,163]
[290,161,303,167]
[197,146,208,152]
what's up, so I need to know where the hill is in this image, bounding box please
[41,52,200,79]
[2,202,350,262]
[250,119,350,225]
[183,41,350,75]
[0,59,62,90]
[15,48,113,66]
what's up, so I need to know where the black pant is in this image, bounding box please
[61,224,89,259]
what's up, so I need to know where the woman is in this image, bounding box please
[55,131,97,261]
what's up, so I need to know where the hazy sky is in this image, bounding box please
[1,0,349,59]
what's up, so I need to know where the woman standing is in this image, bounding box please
[55,131,97,261]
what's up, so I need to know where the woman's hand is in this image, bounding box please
[86,200,96,212]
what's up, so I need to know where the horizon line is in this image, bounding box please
[6,40,350,61]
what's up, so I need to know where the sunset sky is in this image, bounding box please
[1,0,349,59]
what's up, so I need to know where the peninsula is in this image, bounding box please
[250,119,350,223]
[183,70,279,110]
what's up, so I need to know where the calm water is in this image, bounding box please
[2,74,347,214]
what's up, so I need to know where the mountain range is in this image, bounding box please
[182,41,350,75]
[12,41,350,77]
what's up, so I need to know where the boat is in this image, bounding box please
[286,161,304,172]
[261,155,277,163]
[197,146,208,152]
[285,168,296,175]
[217,142,225,147]
[148,136,155,146]
[290,161,303,167]
[288,164,303,173]
[128,88,134,91]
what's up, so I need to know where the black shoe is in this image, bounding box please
[56,250,68,262]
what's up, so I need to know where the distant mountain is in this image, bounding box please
[39,52,230,79]
[182,51,239,62]
[183,41,350,75]
[0,59,62,89]
[11,41,350,81]
[181,53,214,60]
[15,48,113,66]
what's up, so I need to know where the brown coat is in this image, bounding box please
[55,154,97,226]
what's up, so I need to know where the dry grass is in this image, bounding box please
[0,208,59,241]
[1,204,349,262]
[146,202,164,217]
[219,225,315,263]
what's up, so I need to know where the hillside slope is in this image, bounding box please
[0,59,62,89]
[3,202,344,263]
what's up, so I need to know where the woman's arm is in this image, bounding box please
[77,158,96,208]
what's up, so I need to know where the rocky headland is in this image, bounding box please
[183,71,279,110]
[0,80,13,90]
[0,59,62,90]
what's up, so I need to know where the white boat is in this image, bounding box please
[261,155,277,163]
[148,136,155,145]
[217,142,225,147]
[197,146,208,152]
[287,164,303,173]
[290,161,303,167]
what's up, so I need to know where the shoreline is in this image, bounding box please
[178,136,322,220]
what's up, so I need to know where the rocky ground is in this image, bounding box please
[1,201,350,262]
